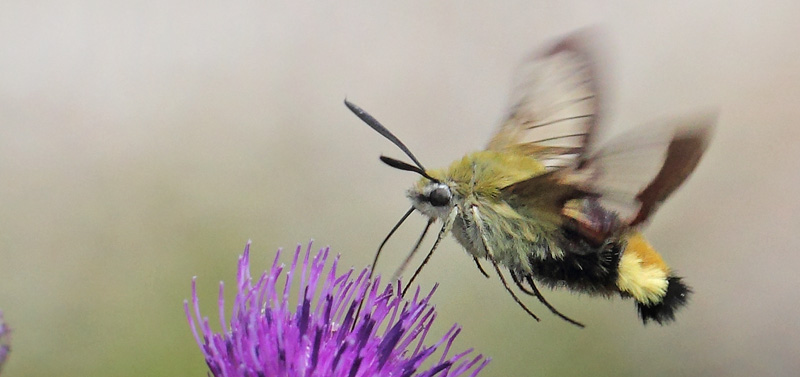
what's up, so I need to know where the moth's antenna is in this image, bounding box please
[379,156,439,182]
[344,99,438,182]
[344,99,425,169]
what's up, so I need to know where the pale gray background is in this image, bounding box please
[1,1,798,376]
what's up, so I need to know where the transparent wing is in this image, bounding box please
[554,113,716,227]
[502,113,714,238]
[487,30,603,170]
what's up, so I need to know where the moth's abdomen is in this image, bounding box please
[525,236,623,295]
[522,229,691,324]
[616,233,691,324]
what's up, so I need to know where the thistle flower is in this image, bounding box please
[186,242,490,377]
[0,311,9,373]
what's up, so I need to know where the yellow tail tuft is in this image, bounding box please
[616,233,692,324]
[615,233,670,305]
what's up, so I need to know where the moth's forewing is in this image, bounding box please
[487,29,715,235]
[487,29,605,170]
[501,172,595,215]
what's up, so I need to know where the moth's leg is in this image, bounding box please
[521,275,585,328]
[470,205,541,322]
[473,257,490,278]
[391,218,434,282]
[370,206,415,277]
[508,270,585,327]
[467,162,490,278]
[355,207,417,328]
[510,270,532,293]
[402,207,458,296]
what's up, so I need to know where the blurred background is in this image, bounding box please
[1,1,799,376]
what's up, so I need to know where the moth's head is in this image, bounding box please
[408,176,455,219]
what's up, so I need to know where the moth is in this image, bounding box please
[345,30,714,327]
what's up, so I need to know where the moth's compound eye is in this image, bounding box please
[428,187,451,207]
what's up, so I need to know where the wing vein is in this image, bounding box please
[529,132,589,143]
[526,114,593,130]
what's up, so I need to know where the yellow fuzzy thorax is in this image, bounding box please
[416,150,547,199]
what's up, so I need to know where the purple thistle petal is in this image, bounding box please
[0,311,10,373]
[187,241,490,377]
[218,282,227,333]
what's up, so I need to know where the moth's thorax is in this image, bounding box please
[406,150,566,271]
[408,150,546,203]
[407,149,548,220]
[446,150,546,195]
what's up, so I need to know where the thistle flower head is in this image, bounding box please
[186,242,489,377]
[0,311,9,373]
